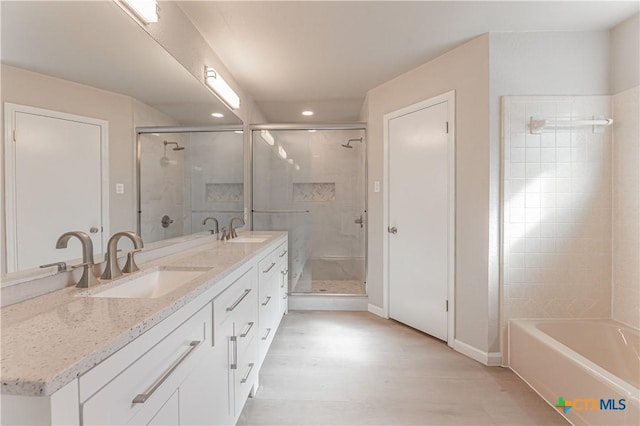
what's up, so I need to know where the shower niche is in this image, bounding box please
[137,129,244,244]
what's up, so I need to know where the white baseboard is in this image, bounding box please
[367,303,387,318]
[453,339,502,366]
[288,295,368,311]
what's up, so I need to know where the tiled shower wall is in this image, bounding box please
[501,96,613,357]
[139,134,191,244]
[189,132,244,233]
[612,86,640,329]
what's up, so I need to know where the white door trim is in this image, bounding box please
[382,90,456,345]
[3,103,110,272]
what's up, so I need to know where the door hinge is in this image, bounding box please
[445,122,449,134]
[446,300,449,312]
[12,130,16,142]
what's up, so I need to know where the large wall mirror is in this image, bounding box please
[1,1,243,281]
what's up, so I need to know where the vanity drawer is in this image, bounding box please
[81,303,211,425]
[213,267,256,327]
[258,248,279,283]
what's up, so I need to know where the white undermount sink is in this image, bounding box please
[88,268,207,299]
[228,236,271,243]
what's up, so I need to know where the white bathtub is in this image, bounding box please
[509,319,639,425]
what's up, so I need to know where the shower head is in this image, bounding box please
[164,140,184,151]
[342,137,363,149]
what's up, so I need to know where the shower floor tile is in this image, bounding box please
[293,280,366,295]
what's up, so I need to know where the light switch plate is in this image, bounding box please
[374,181,380,193]
[116,183,124,194]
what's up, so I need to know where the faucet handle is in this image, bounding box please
[220,227,229,241]
[70,262,100,288]
[123,249,142,273]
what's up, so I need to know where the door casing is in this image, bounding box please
[382,91,456,345]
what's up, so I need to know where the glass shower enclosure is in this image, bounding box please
[252,128,366,296]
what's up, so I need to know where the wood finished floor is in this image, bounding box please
[238,311,568,426]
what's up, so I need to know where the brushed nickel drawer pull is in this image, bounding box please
[240,321,254,338]
[279,249,288,258]
[230,336,238,369]
[240,363,255,384]
[226,289,251,312]
[263,262,276,273]
[133,340,201,404]
[262,328,272,341]
[262,296,272,306]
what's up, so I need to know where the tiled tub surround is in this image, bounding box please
[501,96,613,359]
[0,231,286,397]
[612,86,640,329]
[509,319,639,425]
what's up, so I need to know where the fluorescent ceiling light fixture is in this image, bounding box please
[121,0,158,24]
[302,110,314,116]
[211,112,224,118]
[205,67,240,110]
[260,130,275,146]
[278,146,287,159]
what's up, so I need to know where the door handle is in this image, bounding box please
[388,226,397,234]
[89,227,99,234]
[354,215,365,228]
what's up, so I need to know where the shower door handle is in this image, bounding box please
[354,215,365,228]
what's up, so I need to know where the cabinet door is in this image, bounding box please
[178,351,224,425]
[146,391,179,426]
[205,316,234,425]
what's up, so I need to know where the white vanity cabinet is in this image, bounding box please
[211,267,258,424]
[276,242,289,317]
[1,234,288,426]
[80,302,213,425]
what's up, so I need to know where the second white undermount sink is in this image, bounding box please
[88,268,207,299]
[228,236,271,243]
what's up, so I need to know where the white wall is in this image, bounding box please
[611,13,640,94]
[365,35,492,353]
[610,13,640,330]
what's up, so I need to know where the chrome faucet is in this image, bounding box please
[202,217,219,239]
[101,231,144,280]
[56,231,99,288]
[229,217,245,239]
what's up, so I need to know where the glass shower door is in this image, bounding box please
[252,128,366,295]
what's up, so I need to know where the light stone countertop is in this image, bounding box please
[0,231,286,397]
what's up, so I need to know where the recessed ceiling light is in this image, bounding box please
[302,110,314,116]
[211,112,224,118]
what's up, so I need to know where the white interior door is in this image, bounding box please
[5,105,107,271]
[387,96,453,342]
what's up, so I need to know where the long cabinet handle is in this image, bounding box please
[240,363,255,384]
[226,289,251,312]
[281,270,289,288]
[279,249,288,258]
[263,262,276,273]
[132,341,201,404]
[230,336,238,370]
[240,321,254,338]
[262,328,272,341]
[262,296,272,306]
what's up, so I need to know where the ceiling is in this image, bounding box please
[179,1,639,123]
[1,1,242,126]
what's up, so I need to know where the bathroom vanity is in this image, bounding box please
[0,232,288,425]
